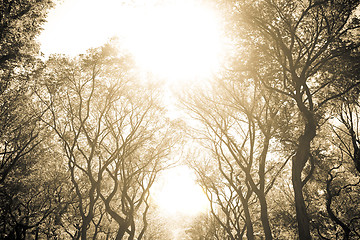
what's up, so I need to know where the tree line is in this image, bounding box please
[184,0,360,239]
[0,0,359,239]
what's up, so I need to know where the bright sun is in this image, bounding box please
[121,1,224,81]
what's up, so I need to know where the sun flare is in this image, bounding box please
[121,2,225,81]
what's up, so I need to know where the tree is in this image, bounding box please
[0,137,70,239]
[334,98,360,174]
[185,212,225,240]
[0,1,57,238]
[219,0,360,238]
[37,43,179,239]
[0,0,54,185]
[319,96,360,239]
[138,204,173,240]
[182,73,291,239]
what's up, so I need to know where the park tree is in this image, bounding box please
[0,0,54,185]
[317,38,360,239]
[182,72,292,239]
[137,204,173,240]
[296,111,360,240]
[215,0,360,238]
[324,157,360,239]
[0,136,71,239]
[37,43,179,239]
[185,212,225,240]
[320,94,360,239]
[2,0,360,239]
[0,0,57,238]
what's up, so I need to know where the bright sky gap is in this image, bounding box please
[39,0,227,82]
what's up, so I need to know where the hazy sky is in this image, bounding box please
[39,0,226,81]
[39,0,134,55]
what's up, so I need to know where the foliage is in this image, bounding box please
[1,0,360,239]
[183,0,360,239]
[182,71,293,239]
[217,0,360,239]
[37,43,180,239]
[0,0,55,238]
[0,0,54,185]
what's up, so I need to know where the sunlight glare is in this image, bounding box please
[121,1,224,81]
[39,0,226,83]
[153,166,209,215]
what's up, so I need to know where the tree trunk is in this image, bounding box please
[127,219,135,240]
[258,135,273,240]
[35,227,39,240]
[292,167,311,240]
[80,222,88,240]
[241,198,254,240]
[247,175,272,239]
[326,173,351,240]
[258,194,273,240]
[292,120,316,240]
[81,215,92,240]
[115,225,128,240]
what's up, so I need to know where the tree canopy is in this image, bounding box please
[1,0,360,239]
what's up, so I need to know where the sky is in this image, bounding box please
[38,0,221,216]
[39,0,129,56]
[39,0,227,82]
